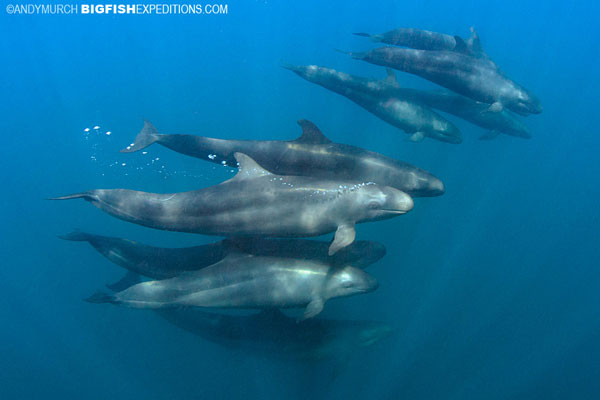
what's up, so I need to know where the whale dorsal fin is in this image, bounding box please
[294,120,332,144]
[228,153,273,181]
[385,68,399,87]
[453,36,470,54]
[187,249,252,275]
[467,27,487,58]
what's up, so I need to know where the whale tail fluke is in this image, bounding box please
[106,271,142,292]
[334,48,364,60]
[280,62,298,71]
[47,191,96,201]
[121,120,160,153]
[352,32,382,42]
[58,230,91,242]
[84,291,117,304]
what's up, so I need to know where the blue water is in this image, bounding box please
[1,1,599,399]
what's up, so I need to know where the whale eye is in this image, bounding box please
[342,280,354,289]
[367,200,381,209]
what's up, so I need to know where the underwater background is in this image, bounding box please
[1,0,599,399]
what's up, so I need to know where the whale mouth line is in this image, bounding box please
[379,209,408,214]
[349,287,375,295]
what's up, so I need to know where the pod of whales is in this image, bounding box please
[121,119,445,196]
[350,27,542,116]
[62,230,390,355]
[284,64,462,144]
[286,64,530,139]
[52,23,544,358]
[51,153,413,256]
[86,251,379,320]
[60,231,386,290]
[60,231,387,278]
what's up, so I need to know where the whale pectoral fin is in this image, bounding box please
[300,297,325,321]
[329,224,356,256]
[487,102,503,113]
[479,130,501,141]
[408,132,425,143]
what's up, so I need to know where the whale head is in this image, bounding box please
[326,266,379,299]
[505,114,533,138]
[429,118,463,144]
[344,184,414,222]
[514,88,542,115]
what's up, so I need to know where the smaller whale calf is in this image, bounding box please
[86,251,379,320]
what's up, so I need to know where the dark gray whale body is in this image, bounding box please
[87,252,378,319]
[122,119,445,197]
[51,153,413,255]
[347,44,542,116]
[60,231,386,280]
[354,27,484,56]
[284,64,462,144]
[60,231,227,280]
[355,27,462,52]
[158,308,393,361]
